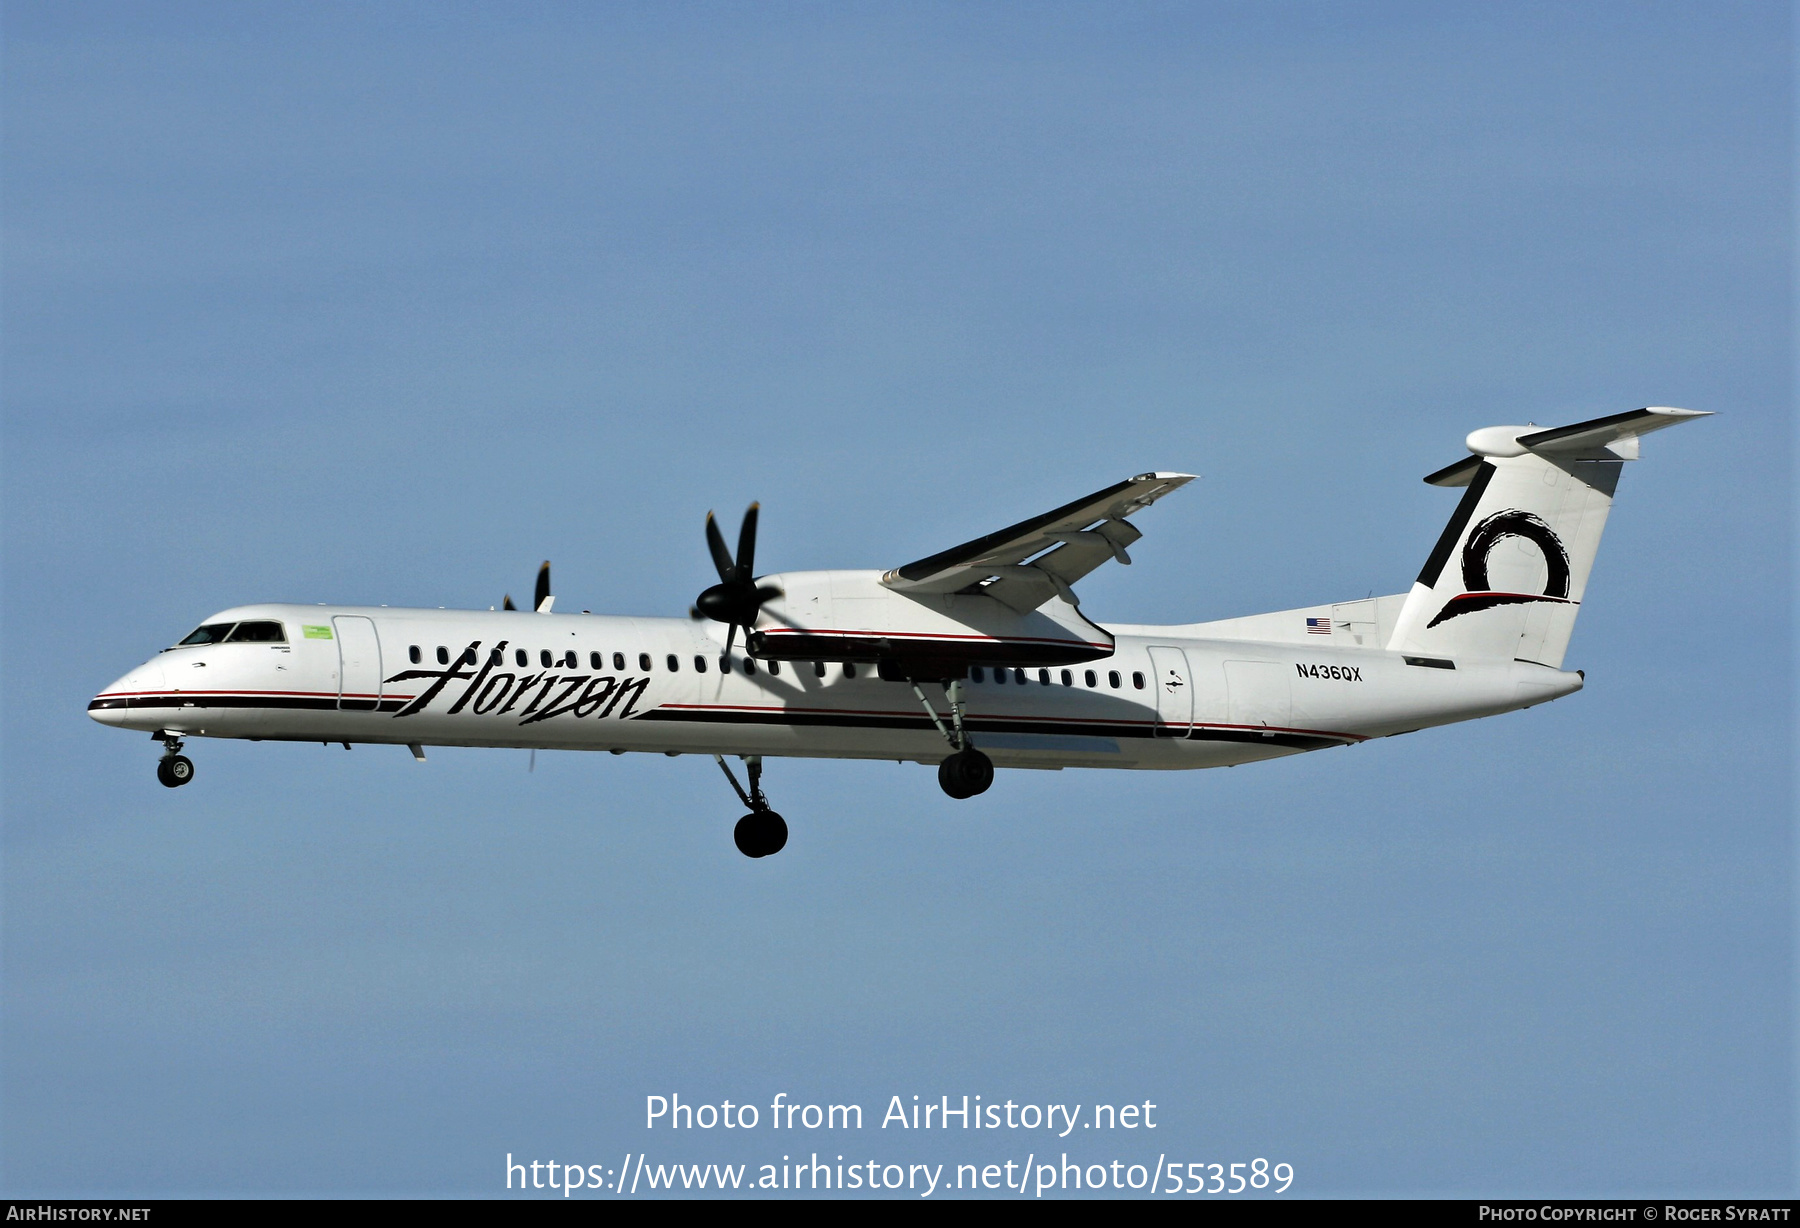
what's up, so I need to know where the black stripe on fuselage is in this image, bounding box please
[88,694,410,714]
[90,695,1351,751]
[636,706,1348,751]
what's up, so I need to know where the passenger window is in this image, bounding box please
[409,646,421,665]
[590,652,603,670]
[971,667,985,682]
[490,648,504,665]
[225,621,287,644]
[1038,669,1050,685]
[1132,671,1145,689]
[719,653,730,673]
[563,651,577,669]
[639,652,651,671]
[743,659,756,676]
[694,655,707,673]
[1060,670,1072,686]
[813,661,826,678]
[666,654,679,672]
[1014,669,1027,684]
[541,650,553,668]
[768,660,779,676]
[843,662,857,679]
[1084,670,1097,687]
[614,652,626,671]
[1108,670,1121,689]
[177,623,235,646]
[438,646,450,665]
[515,649,528,667]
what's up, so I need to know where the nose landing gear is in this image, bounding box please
[715,755,787,858]
[154,731,194,788]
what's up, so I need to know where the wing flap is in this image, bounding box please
[883,472,1193,608]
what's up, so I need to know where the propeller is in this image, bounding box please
[696,503,781,653]
[503,561,553,613]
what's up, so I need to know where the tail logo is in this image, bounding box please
[1426,508,1575,627]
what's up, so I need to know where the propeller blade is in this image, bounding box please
[534,561,552,612]
[704,512,736,582]
[697,501,771,635]
[735,502,760,580]
[503,595,516,611]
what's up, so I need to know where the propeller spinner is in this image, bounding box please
[696,503,779,652]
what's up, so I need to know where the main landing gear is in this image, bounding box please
[154,731,194,788]
[908,678,994,800]
[937,747,994,800]
[715,755,787,859]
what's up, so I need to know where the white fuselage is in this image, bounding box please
[90,588,1583,773]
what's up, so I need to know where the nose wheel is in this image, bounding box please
[715,755,787,858]
[154,732,194,788]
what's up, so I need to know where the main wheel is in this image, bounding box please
[733,811,788,858]
[937,748,994,799]
[156,755,194,788]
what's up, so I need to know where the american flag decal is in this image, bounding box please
[1305,617,1332,635]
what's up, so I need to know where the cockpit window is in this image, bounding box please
[178,623,235,646]
[225,621,286,644]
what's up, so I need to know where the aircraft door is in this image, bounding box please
[1147,645,1194,738]
[332,616,384,711]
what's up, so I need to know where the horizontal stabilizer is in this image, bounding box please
[1423,407,1711,483]
[1517,406,1711,459]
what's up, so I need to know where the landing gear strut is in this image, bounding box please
[154,731,194,788]
[715,755,787,858]
[909,678,994,799]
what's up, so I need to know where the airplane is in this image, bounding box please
[90,407,1709,858]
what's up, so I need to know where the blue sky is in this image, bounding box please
[3,2,1791,1197]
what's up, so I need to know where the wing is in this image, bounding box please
[881,472,1195,613]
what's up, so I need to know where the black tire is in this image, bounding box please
[757,811,788,857]
[961,748,993,796]
[734,811,788,858]
[157,755,194,788]
[937,748,994,799]
[938,755,974,799]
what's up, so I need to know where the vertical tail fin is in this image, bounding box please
[1388,407,1710,666]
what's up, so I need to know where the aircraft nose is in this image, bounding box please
[89,679,131,725]
[89,660,165,726]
